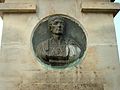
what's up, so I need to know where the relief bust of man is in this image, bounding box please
[36,16,81,66]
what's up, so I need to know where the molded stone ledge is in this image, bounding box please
[111,0,115,2]
[81,2,120,17]
[0,3,36,13]
[0,0,4,3]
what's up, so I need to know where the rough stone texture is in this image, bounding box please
[0,0,120,90]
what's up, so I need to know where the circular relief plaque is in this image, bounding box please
[32,14,87,68]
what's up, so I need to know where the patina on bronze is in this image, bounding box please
[36,16,81,66]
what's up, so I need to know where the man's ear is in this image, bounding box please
[49,26,52,32]
[48,25,51,32]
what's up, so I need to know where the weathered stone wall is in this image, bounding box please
[83,0,110,2]
[0,0,120,90]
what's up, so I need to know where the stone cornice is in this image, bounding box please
[81,2,120,17]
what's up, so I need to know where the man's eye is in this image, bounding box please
[54,22,58,25]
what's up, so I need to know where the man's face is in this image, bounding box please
[50,19,64,35]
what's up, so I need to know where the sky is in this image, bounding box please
[0,0,120,60]
[114,0,120,60]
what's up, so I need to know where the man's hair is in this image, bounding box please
[48,16,65,32]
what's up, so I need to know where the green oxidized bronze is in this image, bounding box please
[32,15,87,68]
[36,16,81,66]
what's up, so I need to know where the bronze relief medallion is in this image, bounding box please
[32,14,87,68]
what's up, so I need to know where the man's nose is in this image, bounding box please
[57,23,61,28]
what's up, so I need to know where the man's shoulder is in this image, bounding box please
[65,37,76,44]
[36,39,49,49]
[65,37,81,48]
